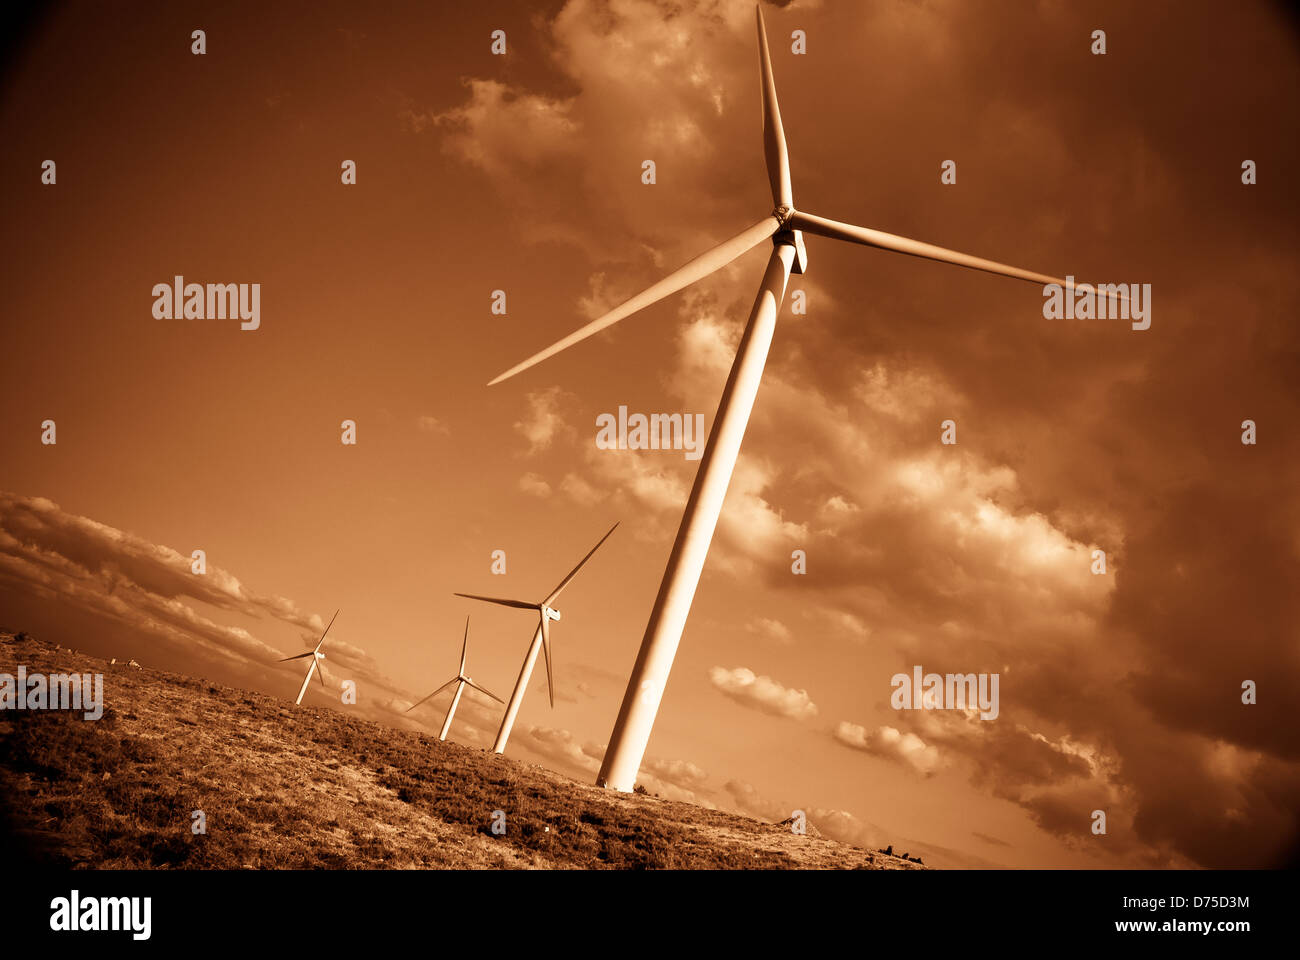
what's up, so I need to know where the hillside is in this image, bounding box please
[0,631,921,869]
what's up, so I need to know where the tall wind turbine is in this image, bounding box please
[455,522,618,754]
[487,7,1121,792]
[406,616,504,741]
[280,609,338,706]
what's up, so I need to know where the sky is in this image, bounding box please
[1,0,1297,868]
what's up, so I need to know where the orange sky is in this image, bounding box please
[1,0,1297,868]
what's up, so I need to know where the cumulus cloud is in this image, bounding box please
[709,666,817,720]
[512,726,709,803]
[415,79,579,182]
[514,725,603,776]
[642,757,710,793]
[722,780,792,824]
[722,781,892,853]
[514,387,574,454]
[834,721,944,777]
[518,472,552,498]
[559,472,603,506]
[745,616,793,645]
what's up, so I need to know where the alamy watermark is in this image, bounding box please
[152,275,260,330]
[596,406,706,460]
[891,665,999,720]
[1043,277,1151,331]
[50,891,150,940]
[0,666,104,720]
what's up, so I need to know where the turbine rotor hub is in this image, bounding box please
[773,204,794,228]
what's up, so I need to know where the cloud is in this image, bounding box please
[0,493,314,632]
[0,492,459,741]
[833,721,944,777]
[518,472,552,498]
[512,725,709,803]
[722,780,792,823]
[708,666,817,720]
[416,415,449,436]
[721,781,890,852]
[514,725,603,776]
[745,616,793,645]
[559,472,603,506]
[641,757,709,793]
[415,79,579,183]
[514,387,574,454]
[807,808,888,851]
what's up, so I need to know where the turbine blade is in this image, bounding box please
[315,609,339,652]
[540,614,555,709]
[789,211,1119,298]
[453,593,537,611]
[434,677,459,698]
[460,616,469,676]
[406,678,459,713]
[487,217,781,385]
[544,522,619,606]
[756,6,792,208]
[465,679,505,705]
[279,652,315,662]
[405,690,438,713]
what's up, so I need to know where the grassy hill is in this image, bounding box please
[0,631,921,869]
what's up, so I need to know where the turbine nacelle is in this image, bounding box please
[543,605,562,622]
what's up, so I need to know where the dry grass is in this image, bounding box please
[0,632,921,870]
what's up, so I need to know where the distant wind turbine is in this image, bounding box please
[455,522,618,753]
[280,609,338,706]
[487,7,1120,792]
[406,615,504,741]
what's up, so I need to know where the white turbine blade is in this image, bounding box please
[544,522,619,607]
[540,613,555,709]
[279,651,315,662]
[756,6,792,208]
[460,615,469,676]
[789,210,1120,298]
[315,609,339,652]
[453,592,537,611]
[406,677,459,712]
[465,679,505,705]
[405,691,437,713]
[487,217,781,385]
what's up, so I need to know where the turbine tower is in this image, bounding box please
[455,522,618,754]
[279,609,338,706]
[406,616,504,741]
[488,8,1118,792]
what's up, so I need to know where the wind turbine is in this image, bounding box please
[406,616,504,741]
[280,609,338,706]
[454,522,618,754]
[486,7,1122,792]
